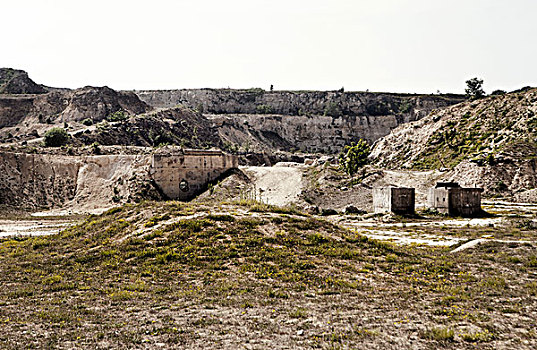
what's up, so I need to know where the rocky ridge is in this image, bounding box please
[0,69,465,156]
[0,68,48,94]
[0,86,150,128]
[135,88,465,117]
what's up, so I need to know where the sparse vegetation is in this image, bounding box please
[324,102,343,117]
[0,201,535,348]
[422,327,455,342]
[256,104,273,114]
[461,329,495,343]
[106,110,129,122]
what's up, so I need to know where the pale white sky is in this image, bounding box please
[2,0,536,93]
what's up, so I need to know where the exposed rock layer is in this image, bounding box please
[136,89,464,117]
[0,152,158,210]
[135,89,466,152]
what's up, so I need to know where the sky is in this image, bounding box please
[2,0,537,93]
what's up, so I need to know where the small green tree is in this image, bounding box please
[43,127,69,147]
[465,78,485,99]
[338,140,371,176]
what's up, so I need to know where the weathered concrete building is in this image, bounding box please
[428,182,483,217]
[373,187,415,215]
[151,149,238,200]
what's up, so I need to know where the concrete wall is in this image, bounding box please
[373,188,391,213]
[428,188,450,213]
[151,149,239,200]
[428,187,483,216]
[373,187,415,214]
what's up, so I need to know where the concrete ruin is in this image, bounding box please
[428,182,483,217]
[0,148,238,210]
[151,149,239,200]
[373,187,415,215]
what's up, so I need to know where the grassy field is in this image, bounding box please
[0,200,536,349]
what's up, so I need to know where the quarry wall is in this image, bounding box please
[135,89,464,118]
[210,113,407,152]
[135,89,465,150]
[0,152,81,209]
[0,150,238,210]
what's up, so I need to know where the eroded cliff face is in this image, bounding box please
[210,113,414,153]
[135,89,464,117]
[135,89,465,152]
[0,153,81,209]
[0,153,157,210]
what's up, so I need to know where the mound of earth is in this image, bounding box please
[0,68,48,94]
[1,200,536,348]
[371,89,537,200]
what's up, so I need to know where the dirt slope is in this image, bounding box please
[371,89,537,200]
[242,163,305,206]
[70,106,222,149]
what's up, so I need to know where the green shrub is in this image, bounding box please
[338,139,371,176]
[256,104,273,114]
[43,127,69,147]
[398,100,412,113]
[106,110,128,122]
[81,118,93,126]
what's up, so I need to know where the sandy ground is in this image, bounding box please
[0,219,74,238]
[242,163,305,207]
[334,212,535,248]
